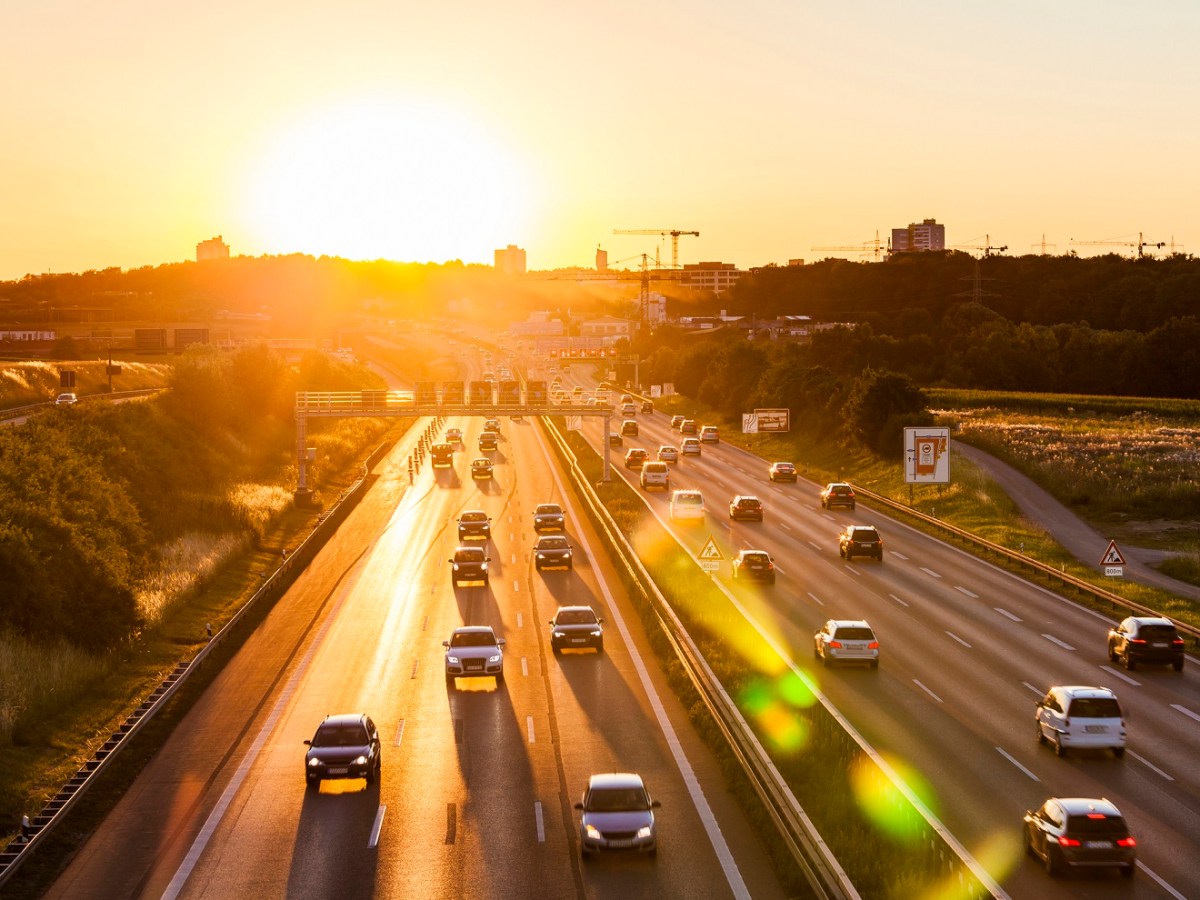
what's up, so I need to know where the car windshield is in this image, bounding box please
[588,787,649,812]
[462,512,486,522]
[675,494,702,506]
[743,553,769,564]
[451,631,496,648]
[852,529,880,540]
[1067,697,1121,717]
[536,505,561,515]
[472,460,490,468]
[737,498,761,507]
[455,549,484,562]
[539,538,569,550]
[312,724,368,747]
[556,609,597,625]
[834,627,875,641]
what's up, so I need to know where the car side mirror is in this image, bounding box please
[448,558,453,564]
[442,641,450,648]
[598,617,605,624]
[485,557,492,562]
[303,739,312,746]
[651,800,661,808]
[497,638,506,646]
[574,802,584,811]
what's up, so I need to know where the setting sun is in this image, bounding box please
[240,97,534,263]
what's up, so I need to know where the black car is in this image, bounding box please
[732,550,775,584]
[641,400,654,413]
[457,510,492,541]
[768,461,797,483]
[431,443,454,467]
[449,546,490,586]
[304,713,381,789]
[1107,616,1185,671]
[820,482,856,510]
[1023,797,1135,878]
[549,605,604,653]
[729,495,764,521]
[478,431,499,451]
[608,431,623,447]
[534,535,573,571]
[533,502,566,532]
[621,419,639,437]
[624,448,648,469]
[838,526,883,561]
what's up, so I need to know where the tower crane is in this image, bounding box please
[613,229,700,269]
[1031,234,1057,255]
[1069,232,1165,258]
[811,230,887,260]
[952,234,1008,257]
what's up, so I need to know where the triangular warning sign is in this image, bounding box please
[1099,540,1126,566]
[697,536,724,561]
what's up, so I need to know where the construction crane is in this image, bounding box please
[1069,232,1165,258]
[1031,234,1057,256]
[952,234,1008,257]
[811,230,887,261]
[613,229,700,269]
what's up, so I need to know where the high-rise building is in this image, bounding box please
[890,219,945,253]
[196,235,230,261]
[596,247,608,271]
[494,244,527,275]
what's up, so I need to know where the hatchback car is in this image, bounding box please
[670,415,685,430]
[304,713,381,789]
[680,419,698,435]
[669,489,705,523]
[624,448,649,469]
[732,550,775,584]
[533,502,566,532]
[699,425,719,443]
[657,445,679,464]
[430,442,454,468]
[640,461,670,490]
[814,620,879,668]
[838,526,883,561]
[768,461,797,482]
[680,437,702,456]
[478,431,499,451]
[457,510,492,541]
[449,546,490,586]
[483,417,501,433]
[534,535,574,571]
[55,392,78,406]
[549,605,604,652]
[576,773,661,857]
[608,431,623,447]
[471,458,494,480]
[729,495,764,521]
[621,403,637,418]
[641,400,654,413]
[445,427,463,443]
[820,482,856,510]
[1035,686,1126,758]
[621,419,639,437]
[1023,797,1135,878]
[443,626,505,686]
[1107,616,1185,671]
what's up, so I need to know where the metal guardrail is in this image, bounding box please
[0,388,164,420]
[0,440,392,889]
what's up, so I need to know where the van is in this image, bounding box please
[1035,686,1126,758]
[669,489,705,523]
[640,461,670,490]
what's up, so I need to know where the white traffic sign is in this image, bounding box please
[1099,540,1127,566]
[1104,566,1124,577]
[742,413,758,434]
[697,536,724,561]
[699,560,720,572]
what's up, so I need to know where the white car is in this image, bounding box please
[669,489,705,523]
[1035,685,1126,758]
[640,461,670,490]
[813,619,879,668]
[680,437,702,456]
[55,392,78,406]
[699,425,719,443]
[657,445,679,464]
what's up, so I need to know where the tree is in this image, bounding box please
[846,369,932,456]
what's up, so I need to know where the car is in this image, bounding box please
[641,400,654,414]
[621,419,639,437]
[549,605,604,652]
[54,392,78,406]
[445,427,463,443]
[457,510,492,541]
[533,502,566,532]
[699,425,719,443]
[1107,616,1185,671]
[483,417,501,433]
[657,445,679,464]
[449,546,490,586]
[640,461,670,490]
[534,535,574,570]
[680,437,701,456]
[586,398,597,407]
[838,525,883,561]
[680,419,697,435]
[1023,797,1136,878]
[304,713,381,789]
[478,431,499,451]
[813,619,879,668]
[729,495,764,521]
[619,393,633,405]
[820,482,856,510]
[670,415,685,430]
[1035,685,1126,758]
[430,442,454,467]
[732,549,775,584]
[624,448,649,469]
[768,461,797,482]
[669,489,705,523]
[621,403,637,418]
[608,431,623,447]
[576,773,661,857]
[471,458,494,479]
[443,626,505,685]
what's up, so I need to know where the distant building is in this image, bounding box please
[646,292,667,328]
[494,244,527,275]
[680,261,742,294]
[510,311,564,337]
[196,235,230,261]
[596,247,608,271]
[891,219,945,253]
[580,315,634,340]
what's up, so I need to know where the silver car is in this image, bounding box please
[576,773,660,857]
[813,619,879,668]
[443,626,505,686]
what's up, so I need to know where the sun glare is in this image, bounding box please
[242,97,533,263]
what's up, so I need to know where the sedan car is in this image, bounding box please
[670,415,685,430]
[443,626,505,686]
[608,431,623,447]
[732,550,775,584]
[549,605,604,653]
[657,445,679,464]
[813,619,879,668]
[304,713,381,789]
[445,427,463,443]
[621,419,639,437]
[680,437,701,457]
[1035,685,1126,758]
[533,502,566,532]
[457,510,492,541]
[54,392,78,406]
[768,461,797,482]
[1107,616,1185,671]
[1023,797,1135,878]
[729,495,764,521]
[471,458,494,479]
[576,773,661,858]
[534,535,573,571]
[449,546,490,586]
[624,448,649,469]
[699,425,719,443]
[838,525,883,561]
[820,482,856,510]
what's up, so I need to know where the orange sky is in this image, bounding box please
[2,1,1197,280]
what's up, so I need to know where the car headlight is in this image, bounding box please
[452,564,460,570]
[481,562,488,570]
[636,826,653,839]
[584,824,602,840]
[308,757,322,767]
[446,655,460,664]
[590,629,602,637]
[488,653,501,663]
[537,553,546,559]
[353,755,369,766]
[552,630,565,639]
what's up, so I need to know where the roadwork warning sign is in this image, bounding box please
[697,537,724,561]
[1099,539,1127,567]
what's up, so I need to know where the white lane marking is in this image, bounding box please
[890,551,909,561]
[511,553,517,564]
[995,748,1039,782]
[807,540,822,552]
[946,631,972,649]
[368,805,386,848]
[919,567,942,578]
[521,657,529,677]
[1171,703,1200,724]
[527,716,536,743]
[806,591,824,607]
[394,720,406,746]
[780,522,793,531]
[1021,681,1043,696]
[773,563,787,575]
[1042,634,1075,651]
[1127,750,1174,781]
[1099,665,1141,687]
[516,612,524,628]
[954,586,979,598]
[513,579,520,592]
[845,565,863,577]
[1137,861,1189,899]
[913,679,943,703]
[888,593,910,607]
[534,801,546,842]
[994,607,1022,622]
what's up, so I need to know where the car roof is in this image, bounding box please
[733,495,761,501]
[673,489,702,498]
[739,549,770,557]
[845,525,877,532]
[319,713,368,727]
[1053,797,1123,817]
[555,604,596,614]
[452,625,497,636]
[460,510,487,518]
[826,482,852,489]
[1126,616,1175,627]
[1050,685,1118,699]
[827,618,872,629]
[536,503,562,511]
[587,772,646,790]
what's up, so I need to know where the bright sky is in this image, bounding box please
[2,0,1197,280]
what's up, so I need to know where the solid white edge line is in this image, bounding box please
[994,747,1039,782]
[1137,860,1189,899]
[1126,750,1173,781]
[1170,703,1200,723]
[534,801,545,842]
[368,805,386,848]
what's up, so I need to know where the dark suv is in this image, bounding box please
[732,550,776,584]
[304,714,381,789]
[624,448,648,469]
[457,510,492,541]
[1107,616,1185,671]
[820,482,856,510]
[838,526,883,561]
[728,495,764,521]
[1023,797,1135,878]
[449,546,490,586]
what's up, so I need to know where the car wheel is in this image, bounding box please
[446,674,456,689]
[1054,733,1066,757]
[567,561,573,571]
[822,651,831,668]
[1036,722,1046,745]
[1125,655,1136,671]
[1045,846,1063,876]
[306,776,319,791]
[1173,658,1184,672]
[767,575,776,585]
[839,547,845,559]
[496,670,505,684]
[869,659,879,670]
[596,640,604,654]
[366,759,377,784]
[1108,642,1119,663]
[875,551,883,561]
[845,551,853,562]
[850,503,856,510]
[552,644,561,655]
[1113,746,1125,759]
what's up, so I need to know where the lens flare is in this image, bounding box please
[849,753,937,843]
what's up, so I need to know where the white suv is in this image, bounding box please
[640,461,670,490]
[1036,685,1126,758]
[669,489,705,523]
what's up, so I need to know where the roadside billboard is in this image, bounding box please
[904,427,950,484]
